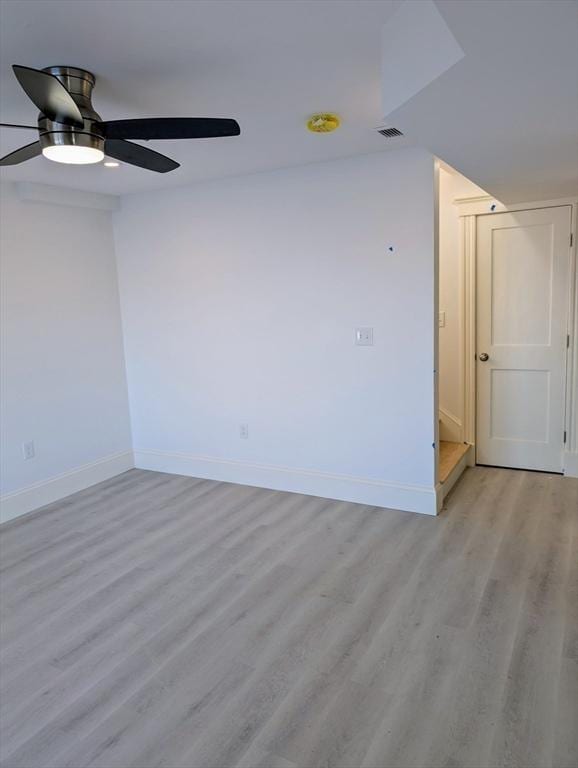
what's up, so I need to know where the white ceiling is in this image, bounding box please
[0,0,576,201]
[0,0,407,195]
[386,0,578,203]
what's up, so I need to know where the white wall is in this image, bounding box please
[0,183,133,522]
[114,149,438,514]
[438,165,485,441]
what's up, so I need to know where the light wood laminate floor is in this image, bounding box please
[439,441,470,484]
[0,467,576,768]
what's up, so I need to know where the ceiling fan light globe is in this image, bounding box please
[42,145,104,165]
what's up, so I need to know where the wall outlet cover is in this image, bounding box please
[23,440,35,460]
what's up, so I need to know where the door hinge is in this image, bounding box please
[564,431,567,444]
[571,233,574,248]
[568,334,571,349]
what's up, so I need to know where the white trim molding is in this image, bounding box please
[455,194,578,218]
[565,202,578,464]
[565,453,578,478]
[0,450,134,525]
[436,444,473,510]
[439,407,463,443]
[134,449,438,516]
[462,213,477,448]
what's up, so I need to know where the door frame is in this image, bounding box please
[453,195,578,476]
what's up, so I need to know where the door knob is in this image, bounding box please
[479,353,489,361]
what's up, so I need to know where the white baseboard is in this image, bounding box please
[0,450,134,525]
[439,407,463,443]
[564,452,578,478]
[436,445,472,512]
[134,449,438,516]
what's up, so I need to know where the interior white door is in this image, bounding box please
[476,206,571,472]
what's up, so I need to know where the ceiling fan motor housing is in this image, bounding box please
[1,63,239,171]
[38,66,104,155]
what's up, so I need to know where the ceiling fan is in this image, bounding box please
[0,65,240,172]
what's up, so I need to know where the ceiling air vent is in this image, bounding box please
[377,127,403,138]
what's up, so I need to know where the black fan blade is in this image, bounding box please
[0,123,37,130]
[105,139,179,173]
[12,65,84,128]
[0,140,42,166]
[99,118,240,141]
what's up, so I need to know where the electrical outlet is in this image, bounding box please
[240,423,249,439]
[23,440,35,460]
[355,327,374,346]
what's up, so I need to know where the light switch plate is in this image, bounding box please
[355,327,374,346]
